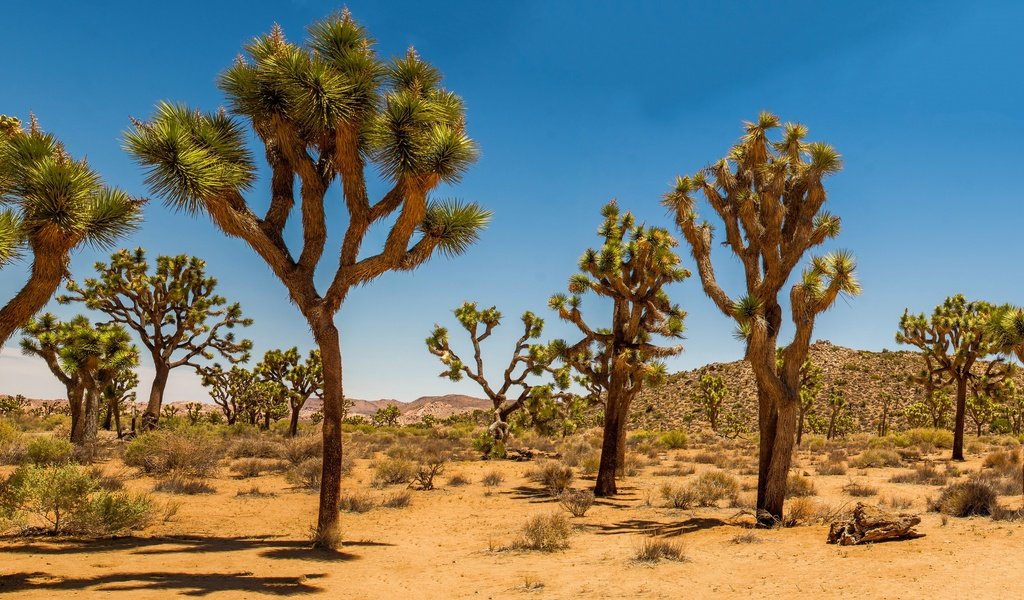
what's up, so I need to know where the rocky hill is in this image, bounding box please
[631,340,1022,434]
[303,394,490,422]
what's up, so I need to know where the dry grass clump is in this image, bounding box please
[286,456,351,491]
[652,464,696,477]
[529,461,574,497]
[730,531,764,544]
[123,430,221,477]
[236,485,276,498]
[381,491,412,508]
[692,451,718,464]
[512,513,571,551]
[851,449,902,469]
[559,489,595,517]
[446,473,471,487]
[227,436,283,459]
[842,480,878,497]
[633,537,687,563]
[153,475,216,495]
[559,439,598,467]
[229,458,284,478]
[481,470,504,487]
[931,481,997,517]
[660,483,696,509]
[691,471,739,506]
[280,435,321,466]
[339,492,376,513]
[884,495,913,510]
[889,463,947,486]
[816,460,847,476]
[786,474,817,498]
[371,457,416,488]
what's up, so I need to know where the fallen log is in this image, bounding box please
[827,502,922,545]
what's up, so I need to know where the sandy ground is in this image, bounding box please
[1,445,1022,599]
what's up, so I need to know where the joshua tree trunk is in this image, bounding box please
[313,319,344,545]
[80,388,101,458]
[102,399,113,431]
[952,377,968,461]
[796,409,806,446]
[68,387,86,444]
[0,249,65,348]
[142,363,170,430]
[289,404,301,437]
[113,401,123,438]
[596,372,631,497]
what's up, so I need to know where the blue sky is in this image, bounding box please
[2,1,1022,403]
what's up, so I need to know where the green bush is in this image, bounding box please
[658,430,688,450]
[0,420,22,463]
[903,428,953,449]
[0,464,152,535]
[123,430,222,477]
[280,435,322,466]
[24,436,74,466]
[471,431,505,459]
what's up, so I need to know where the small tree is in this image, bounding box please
[199,364,256,425]
[877,392,894,437]
[20,314,138,453]
[693,373,727,433]
[102,367,136,438]
[372,405,401,428]
[664,113,859,524]
[0,116,142,346]
[795,358,823,445]
[426,302,573,441]
[185,402,204,425]
[0,394,29,416]
[61,249,253,429]
[896,295,1012,460]
[824,383,851,440]
[551,201,687,496]
[124,12,489,545]
[255,347,323,436]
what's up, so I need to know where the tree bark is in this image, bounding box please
[762,396,797,523]
[313,318,344,547]
[80,388,100,458]
[596,396,626,497]
[68,387,86,445]
[952,377,968,461]
[289,405,301,437]
[0,250,65,348]
[142,365,170,430]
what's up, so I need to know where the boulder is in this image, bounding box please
[827,502,922,545]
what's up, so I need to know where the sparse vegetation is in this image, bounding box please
[513,513,571,551]
[633,537,686,563]
[931,481,997,517]
[559,489,595,517]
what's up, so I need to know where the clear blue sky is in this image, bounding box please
[2,1,1022,402]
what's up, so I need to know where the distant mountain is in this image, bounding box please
[303,394,491,422]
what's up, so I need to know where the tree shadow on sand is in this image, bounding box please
[0,571,328,596]
[594,516,729,537]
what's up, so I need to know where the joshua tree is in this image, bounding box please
[372,405,401,428]
[185,402,204,425]
[988,304,1024,362]
[20,314,138,451]
[794,358,823,445]
[60,249,253,429]
[877,392,894,437]
[124,13,489,545]
[426,302,573,441]
[693,373,727,433]
[0,394,29,415]
[664,113,860,524]
[0,115,142,346]
[824,383,849,440]
[551,201,687,496]
[101,367,137,438]
[896,295,1012,460]
[255,347,323,436]
[199,364,252,425]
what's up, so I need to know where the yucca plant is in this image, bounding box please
[123,11,489,546]
[664,113,860,524]
[0,115,143,346]
[20,314,139,452]
[550,201,688,496]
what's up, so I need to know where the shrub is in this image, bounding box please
[381,491,412,508]
[24,436,73,466]
[0,465,152,535]
[446,473,471,487]
[730,532,763,544]
[691,471,739,506]
[982,449,1021,471]
[287,457,321,491]
[851,449,902,469]
[889,464,947,486]
[230,458,283,478]
[658,430,688,450]
[153,475,216,495]
[903,428,954,449]
[786,474,817,498]
[579,455,600,477]
[692,451,717,464]
[660,483,696,509]
[634,537,686,563]
[842,481,878,497]
[236,486,276,498]
[559,489,595,517]
[339,492,376,513]
[932,481,997,517]
[280,435,321,466]
[123,430,221,477]
[0,420,22,462]
[817,461,847,476]
[227,435,283,459]
[471,431,505,459]
[371,457,416,488]
[514,513,571,551]
[784,496,820,527]
[481,470,504,487]
[885,496,913,510]
[531,461,574,497]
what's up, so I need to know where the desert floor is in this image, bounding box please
[1,441,1022,599]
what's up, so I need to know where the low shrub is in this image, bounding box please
[931,481,997,517]
[634,537,686,563]
[236,486,276,498]
[842,481,878,497]
[123,430,221,477]
[371,457,416,488]
[513,513,571,551]
[658,430,687,450]
[817,461,847,476]
[903,428,953,449]
[559,489,595,517]
[24,436,73,466]
[660,483,695,509]
[339,492,376,513]
[285,457,352,492]
[229,458,283,478]
[280,435,322,466]
[889,464,947,486]
[381,491,412,508]
[851,449,902,469]
[153,475,216,495]
[691,471,739,506]
[531,461,574,497]
[227,435,282,459]
[446,473,471,487]
[481,470,504,487]
[786,474,817,498]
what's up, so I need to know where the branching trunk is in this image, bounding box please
[143,365,169,430]
[0,250,65,348]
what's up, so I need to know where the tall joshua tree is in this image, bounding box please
[896,295,1012,460]
[550,201,687,496]
[426,302,572,441]
[61,249,253,428]
[124,13,489,545]
[256,347,323,436]
[0,115,142,346]
[664,113,860,524]
[20,314,138,451]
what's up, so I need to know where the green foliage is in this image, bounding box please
[471,431,506,459]
[0,394,29,415]
[0,464,152,535]
[255,347,324,432]
[372,405,401,427]
[371,457,416,488]
[693,373,728,432]
[851,449,903,468]
[24,436,73,466]
[658,430,688,450]
[123,430,222,477]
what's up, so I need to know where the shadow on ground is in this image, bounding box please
[0,571,328,596]
[594,516,729,537]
